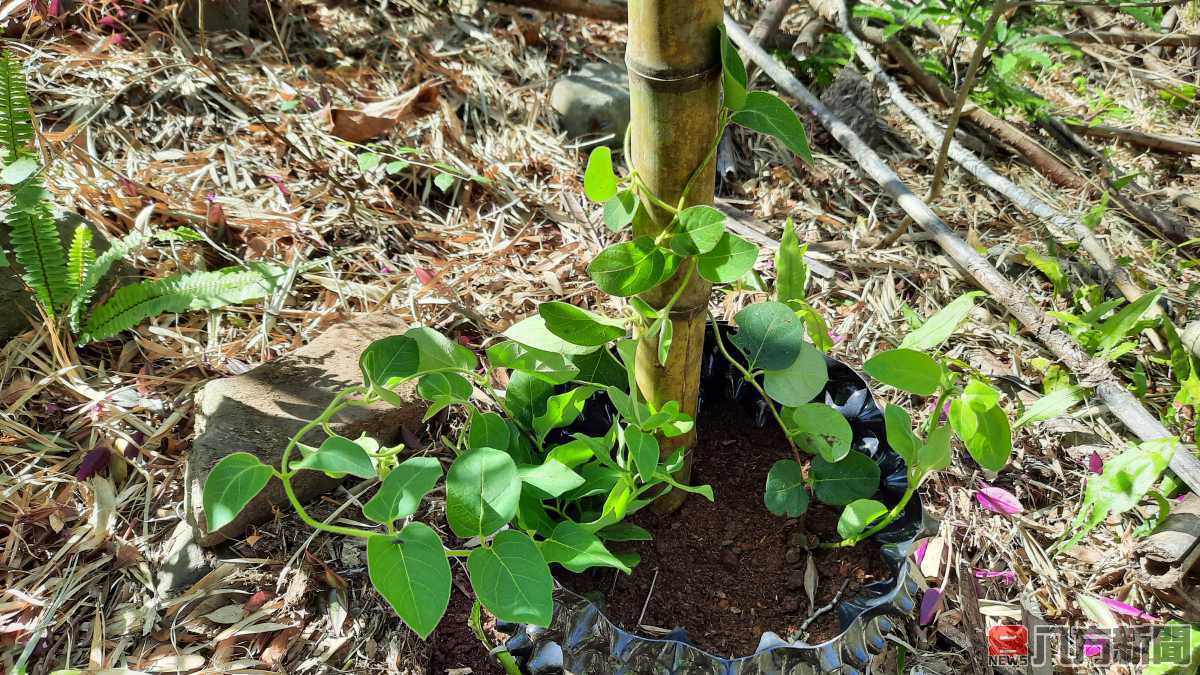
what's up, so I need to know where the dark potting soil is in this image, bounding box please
[428,572,504,674]
[568,403,892,658]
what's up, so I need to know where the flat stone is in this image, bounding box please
[550,62,630,146]
[179,0,249,34]
[187,314,426,546]
[156,520,214,596]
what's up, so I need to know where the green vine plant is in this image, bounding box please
[0,51,283,344]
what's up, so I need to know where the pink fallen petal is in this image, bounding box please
[914,538,930,565]
[919,588,942,625]
[975,485,1023,515]
[414,267,436,285]
[98,14,117,27]
[974,568,1017,585]
[1098,596,1158,622]
[1088,450,1103,475]
[1082,635,1107,658]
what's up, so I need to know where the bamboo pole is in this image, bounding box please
[627,0,722,511]
[723,16,1200,495]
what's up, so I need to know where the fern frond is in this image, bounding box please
[0,51,33,162]
[7,181,70,315]
[81,264,285,343]
[66,224,94,294]
[69,227,152,332]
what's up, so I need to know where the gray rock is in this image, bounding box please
[550,62,630,146]
[187,314,426,546]
[179,0,249,34]
[156,520,214,596]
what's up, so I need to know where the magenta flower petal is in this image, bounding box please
[1098,596,1158,622]
[914,538,930,565]
[973,568,1017,585]
[919,588,942,625]
[975,485,1023,515]
[1083,634,1107,658]
[1088,450,1103,475]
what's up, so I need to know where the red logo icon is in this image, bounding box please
[988,625,1029,656]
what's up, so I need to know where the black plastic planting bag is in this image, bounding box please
[504,325,934,674]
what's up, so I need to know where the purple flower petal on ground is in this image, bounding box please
[975,485,1023,515]
[974,568,1017,585]
[919,588,942,625]
[1088,450,1103,474]
[914,538,930,565]
[1083,634,1107,658]
[76,446,111,480]
[1098,596,1158,622]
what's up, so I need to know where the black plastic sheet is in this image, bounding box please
[505,325,934,674]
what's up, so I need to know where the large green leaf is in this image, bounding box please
[730,301,805,371]
[949,398,1012,472]
[203,452,274,531]
[589,237,674,297]
[503,315,599,356]
[541,520,630,573]
[837,499,887,540]
[764,459,809,517]
[468,530,554,625]
[359,335,420,389]
[486,340,579,385]
[568,348,627,388]
[624,426,659,483]
[506,370,553,427]
[533,386,598,444]
[445,448,521,539]
[697,232,757,283]
[731,91,812,162]
[899,292,984,351]
[763,341,828,406]
[863,349,942,396]
[603,190,638,232]
[363,457,443,524]
[416,372,473,420]
[406,326,478,374]
[367,524,450,640]
[669,205,727,256]
[782,403,853,462]
[467,409,511,451]
[811,451,880,506]
[539,302,626,347]
[519,459,585,497]
[292,435,376,478]
[584,146,618,203]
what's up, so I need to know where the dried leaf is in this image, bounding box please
[330,83,441,143]
[803,553,817,609]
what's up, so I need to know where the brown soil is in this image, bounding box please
[428,571,504,674]
[568,403,892,658]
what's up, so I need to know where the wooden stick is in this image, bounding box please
[1064,123,1200,156]
[841,24,1159,330]
[745,0,794,81]
[723,15,1200,494]
[862,31,1086,191]
[488,0,625,21]
[1060,30,1200,47]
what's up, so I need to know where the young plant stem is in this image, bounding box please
[278,387,380,540]
[822,485,918,548]
[927,0,1008,201]
[708,313,804,466]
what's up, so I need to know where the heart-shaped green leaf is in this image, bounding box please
[731,91,812,163]
[764,459,809,517]
[359,335,420,388]
[467,409,511,451]
[363,457,443,524]
[203,452,274,532]
[811,451,880,506]
[538,302,626,347]
[883,404,920,467]
[669,205,727,256]
[837,499,888,539]
[603,190,638,231]
[486,340,579,385]
[367,524,450,640]
[505,370,553,427]
[697,232,757,283]
[503,315,600,356]
[446,447,521,539]
[589,237,673,297]
[763,340,828,406]
[783,403,853,462]
[468,530,553,625]
[293,434,376,478]
[624,426,660,483]
[519,459,585,497]
[416,372,473,420]
[731,301,805,371]
[949,399,1012,472]
[584,146,618,203]
[864,349,942,396]
[406,326,478,374]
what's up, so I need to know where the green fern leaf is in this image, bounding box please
[0,51,33,162]
[69,227,152,332]
[66,224,94,293]
[7,182,70,315]
[81,264,285,343]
